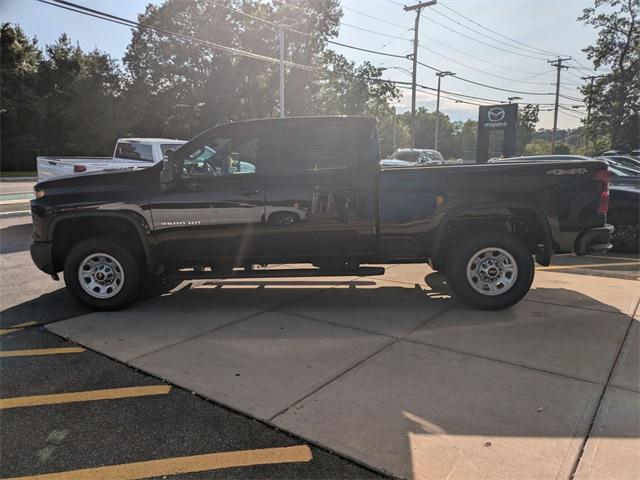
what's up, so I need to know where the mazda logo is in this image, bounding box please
[488,107,506,122]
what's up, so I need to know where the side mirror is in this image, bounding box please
[161,149,180,184]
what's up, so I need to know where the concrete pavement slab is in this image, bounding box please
[196,276,361,309]
[574,387,640,480]
[405,300,629,383]
[274,340,601,480]
[527,271,640,315]
[132,310,392,420]
[611,318,639,392]
[279,284,451,337]
[46,289,261,361]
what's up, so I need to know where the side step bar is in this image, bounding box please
[169,266,386,281]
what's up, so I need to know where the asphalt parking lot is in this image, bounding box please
[1,215,639,480]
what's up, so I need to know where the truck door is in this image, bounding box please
[149,124,268,264]
[263,119,377,259]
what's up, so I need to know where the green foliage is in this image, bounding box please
[579,0,639,150]
[1,23,42,171]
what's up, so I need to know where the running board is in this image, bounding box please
[169,266,386,281]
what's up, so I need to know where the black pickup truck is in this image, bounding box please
[30,116,612,310]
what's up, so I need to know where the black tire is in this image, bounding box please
[63,238,141,310]
[445,232,534,310]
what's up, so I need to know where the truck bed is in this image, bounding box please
[378,160,607,258]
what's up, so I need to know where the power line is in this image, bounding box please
[436,0,562,57]
[420,12,548,61]
[429,6,556,57]
[40,0,319,71]
[341,5,555,79]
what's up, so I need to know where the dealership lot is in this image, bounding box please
[1,216,639,479]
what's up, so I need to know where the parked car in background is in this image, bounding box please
[600,155,640,171]
[36,138,185,181]
[602,150,624,156]
[608,181,639,253]
[388,148,445,165]
[31,117,613,311]
[629,149,640,159]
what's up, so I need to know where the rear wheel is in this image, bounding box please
[64,238,140,310]
[445,232,534,310]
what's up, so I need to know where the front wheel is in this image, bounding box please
[445,232,534,310]
[64,238,141,310]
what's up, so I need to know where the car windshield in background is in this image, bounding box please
[115,142,154,162]
[392,151,422,162]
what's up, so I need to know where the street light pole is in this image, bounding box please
[404,0,437,148]
[434,70,454,151]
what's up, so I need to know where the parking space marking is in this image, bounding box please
[0,385,171,410]
[0,347,85,358]
[0,321,38,336]
[538,261,640,271]
[6,445,313,480]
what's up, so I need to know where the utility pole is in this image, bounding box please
[279,27,285,118]
[392,106,397,152]
[581,75,602,131]
[434,71,455,151]
[548,56,571,154]
[404,0,437,148]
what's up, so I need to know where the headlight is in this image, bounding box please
[35,188,45,199]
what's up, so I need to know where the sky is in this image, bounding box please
[2,0,606,129]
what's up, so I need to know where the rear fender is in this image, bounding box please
[432,202,555,266]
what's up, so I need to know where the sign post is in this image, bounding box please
[476,103,518,163]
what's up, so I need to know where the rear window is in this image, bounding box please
[160,143,184,156]
[392,151,421,162]
[282,124,353,173]
[115,142,154,162]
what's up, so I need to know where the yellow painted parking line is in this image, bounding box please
[6,445,313,480]
[538,261,640,271]
[11,321,38,328]
[0,321,38,336]
[0,347,85,358]
[0,385,171,410]
[588,255,640,262]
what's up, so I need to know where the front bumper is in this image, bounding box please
[574,224,614,255]
[30,241,55,275]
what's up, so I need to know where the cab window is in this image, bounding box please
[181,129,259,178]
[282,123,353,173]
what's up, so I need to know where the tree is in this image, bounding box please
[1,24,42,171]
[516,104,539,154]
[579,0,639,150]
[123,0,396,139]
[38,35,124,156]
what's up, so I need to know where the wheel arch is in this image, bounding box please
[432,203,554,267]
[49,212,155,274]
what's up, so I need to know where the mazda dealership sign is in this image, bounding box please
[476,103,519,162]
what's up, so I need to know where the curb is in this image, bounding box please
[0,210,31,219]
[0,177,37,182]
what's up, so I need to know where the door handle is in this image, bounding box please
[234,189,261,196]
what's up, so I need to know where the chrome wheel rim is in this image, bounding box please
[466,247,518,296]
[78,253,125,299]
